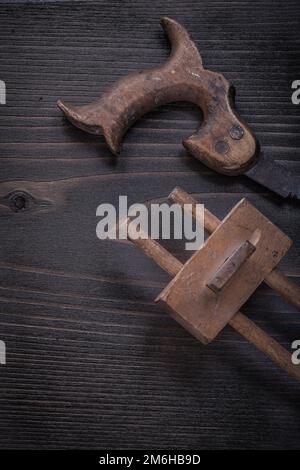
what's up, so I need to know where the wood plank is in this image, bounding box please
[0,0,299,450]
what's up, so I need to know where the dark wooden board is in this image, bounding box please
[0,0,299,449]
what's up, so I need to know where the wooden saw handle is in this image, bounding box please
[58,17,259,175]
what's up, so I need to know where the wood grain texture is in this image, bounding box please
[0,0,299,450]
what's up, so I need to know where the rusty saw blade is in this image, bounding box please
[245,153,299,199]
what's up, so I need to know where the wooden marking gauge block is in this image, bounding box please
[126,187,300,383]
[157,198,291,344]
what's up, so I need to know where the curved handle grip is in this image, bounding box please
[58,17,258,175]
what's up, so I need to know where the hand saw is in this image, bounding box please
[57,17,299,199]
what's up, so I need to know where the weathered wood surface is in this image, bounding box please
[0,0,299,449]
